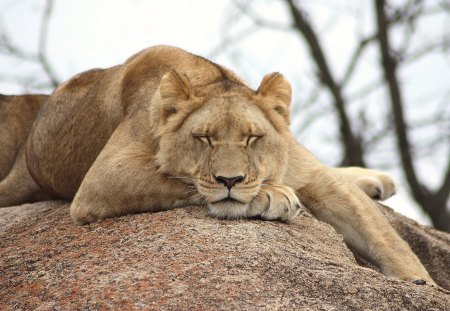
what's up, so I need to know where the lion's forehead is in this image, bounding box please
[189,98,270,139]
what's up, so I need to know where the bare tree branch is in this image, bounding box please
[225,0,450,230]
[294,107,332,136]
[348,78,384,102]
[375,0,424,197]
[362,120,393,150]
[0,31,37,62]
[375,0,450,231]
[340,1,434,87]
[438,152,450,202]
[230,0,292,31]
[300,85,322,111]
[38,0,58,88]
[404,39,450,64]
[0,0,59,91]
[340,34,377,87]
[208,25,259,59]
[440,0,450,12]
[284,0,365,167]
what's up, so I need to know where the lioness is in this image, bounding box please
[0,94,49,206]
[2,46,433,285]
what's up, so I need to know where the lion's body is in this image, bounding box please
[0,94,50,206]
[27,48,246,199]
[27,67,118,198]
[1,46,435,285]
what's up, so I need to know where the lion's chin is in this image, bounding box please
[207,200,249,219]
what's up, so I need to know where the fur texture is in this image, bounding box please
[0,94,50,206]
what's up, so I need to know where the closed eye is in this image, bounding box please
[193,135,211,146]
[247,135,263,146]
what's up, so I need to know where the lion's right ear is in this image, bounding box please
[158,70,195,119]
[157,70,202,127]
[160,70,192,102]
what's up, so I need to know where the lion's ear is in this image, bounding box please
[158,70,199,122]
[159,70,193,121]
[257,72,292,126]
[160,70,193,102]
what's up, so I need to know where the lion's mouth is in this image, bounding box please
[211,196,246,205]
[207,194,250,219]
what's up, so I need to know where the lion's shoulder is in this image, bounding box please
[56,68,108,93]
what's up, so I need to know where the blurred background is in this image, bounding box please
[0,0,449,231]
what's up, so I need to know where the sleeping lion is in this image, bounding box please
[0,46,434,285]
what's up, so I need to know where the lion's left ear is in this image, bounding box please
[256,72,292,126]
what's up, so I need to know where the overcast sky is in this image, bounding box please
[1,0,449,226]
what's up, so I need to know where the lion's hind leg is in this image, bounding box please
[0,148,46,207]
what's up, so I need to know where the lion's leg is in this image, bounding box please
[298,174,434,284]
[0,148,45,207]
[330,167,396,201]
[70,126,197,225]
[285,142,434,285]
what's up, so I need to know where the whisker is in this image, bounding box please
[183,189,199,196]
[169,176,191,180]
[256,173,273,182]
[192,193,207,205]
[168,175,201,181]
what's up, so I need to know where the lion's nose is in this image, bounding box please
[215,175,244,190]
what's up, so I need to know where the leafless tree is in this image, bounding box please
[374,0,450,231]
[0,0,59,92]
[224,0,450,231]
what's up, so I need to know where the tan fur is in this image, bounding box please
[0,94,50,206]
[21,46,434,284]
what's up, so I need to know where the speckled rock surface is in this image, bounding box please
[1,201,449,310]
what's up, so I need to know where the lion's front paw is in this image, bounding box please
[357,173,396,201]
[249,185,302,221]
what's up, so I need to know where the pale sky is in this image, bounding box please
[1,0,449,226]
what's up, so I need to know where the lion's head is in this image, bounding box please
[151,70,292,218]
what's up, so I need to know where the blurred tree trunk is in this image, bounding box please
[282,0,450,231]
[269,0,450,231]
[374,0,450,231]
[285,0,365,167]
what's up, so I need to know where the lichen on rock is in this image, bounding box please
[1,201,449,310]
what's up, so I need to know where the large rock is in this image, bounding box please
[1,201,449,310]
